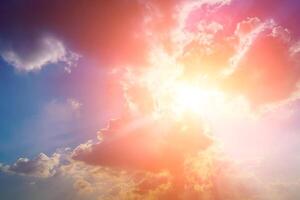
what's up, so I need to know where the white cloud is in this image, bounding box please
[1,36,80,72]
[0,153,60,178]
[177,0,231,30]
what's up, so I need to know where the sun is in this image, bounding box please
[123,48,250,119]
[170,82,223,117]
[174,84,206,111]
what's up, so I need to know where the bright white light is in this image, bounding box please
[171,82,222,117]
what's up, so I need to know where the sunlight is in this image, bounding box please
[171,82,223,117]
[174,83,209,112]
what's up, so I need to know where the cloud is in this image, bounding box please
[0,145,292,200]
[167,1,300,109]
[0,0,179,68]
[222,18,300,106]
[0,153,60,178]
[0,98,82,178]
[73,178,94,195]
[68,1,300,197]
[70,145,267,199]
[290,40,300,58]
[224,18,276,76]
[2,0,300,199]
[69,112,217,199]
[64,1,300,199]
[0,0,299,71]
[57,154,138,199]
[0,36,80,72]
[72,114,213,172]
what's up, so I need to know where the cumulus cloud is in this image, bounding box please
[70,145,268,199]
[0,98,82,178]
[68,109,219,199]
[0,149,295,200]
[0,36,80,72]
[0,145,293,200]
[73,178,94,195]
[167,1,300,109]
[68,0,300,198]
[58,156,138,199]
[0,153,60,178]
[72,114,212,172]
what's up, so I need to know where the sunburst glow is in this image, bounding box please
[171,82,223,116]
[124,53,248,120]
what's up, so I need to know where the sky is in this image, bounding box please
[1,0,300,199]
